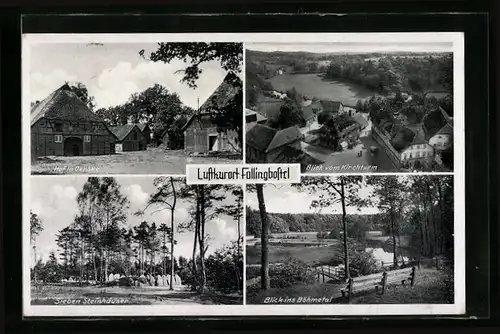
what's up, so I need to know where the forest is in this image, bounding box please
[247,175,454,301]
[245,50,453,110]
[30,177,244,298]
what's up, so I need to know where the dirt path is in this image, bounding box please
[31,148,242,175]
[30,285,226,305]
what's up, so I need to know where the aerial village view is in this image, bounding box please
[245,43,454,173]
[29,42,243,175]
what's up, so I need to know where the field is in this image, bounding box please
[246,243,340,266]
[268,73,374,105]
[31,285,243,305]
[31,147,242,175]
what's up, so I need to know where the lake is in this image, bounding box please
[268,73,374,106]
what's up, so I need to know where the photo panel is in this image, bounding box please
[26,176,244,312]
[24,36,244,175]
[245,175,462,310]
[245,39,457,174]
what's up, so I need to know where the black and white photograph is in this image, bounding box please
[245,42,455,173]
[246,175,455,305]
[28,176,243,306]
[26,38,243,175]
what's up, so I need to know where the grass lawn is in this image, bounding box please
[31,147,242,175]
[246,268,453,305]
[350,268,453,304]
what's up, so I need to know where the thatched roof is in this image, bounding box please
[31,83,103,126]
[199,72,242,112]
[182,73,242,131]
[137,123,150,132]
[110,124,139,141]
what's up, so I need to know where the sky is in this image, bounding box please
[246,42,453,54]
[28,43,234,110]
[246,178,379,215]
[30,177,240,263]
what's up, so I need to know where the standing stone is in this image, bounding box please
[174,274,182,286]
[113,274,120,281]
[108,273,114,282]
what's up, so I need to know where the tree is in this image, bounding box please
[296,176,365,279]
[367,176,407,266]
[273,99,303,129]
[76,177,129,283]
[141,43,244,147]
[140,42,243,89]
[68,82,96,111]
[137,177,182,290]
[30,211,44,283]
[246,184,270,290]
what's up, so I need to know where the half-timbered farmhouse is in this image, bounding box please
[31,83,117,159]
[110,124,148,152]
[182,73,241,154]
[137,123,152,145]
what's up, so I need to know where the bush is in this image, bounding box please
[335,239,379,277]
[269,257,316,288]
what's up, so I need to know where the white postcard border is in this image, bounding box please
[23,32,465,317]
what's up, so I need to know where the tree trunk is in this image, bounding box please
[192,187,200,290]
[169,177,177,291]
[390,209,397,266]
[33,245,37,284]
[198,185,207,293]
[340,179,350,279]
[256,184,270,290]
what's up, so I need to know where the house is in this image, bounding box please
[31,83,117,158]
[137,123,152,145]
[425,107,453,151]
[182,73,242,154]
[246,124,304,163]
[300,104,319,130]
[246,109,268,132]
[391,123,435,169]
[110,124,147,152]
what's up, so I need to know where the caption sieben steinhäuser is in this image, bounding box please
[197,166,291,182]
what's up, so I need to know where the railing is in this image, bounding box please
[315,265,344,283]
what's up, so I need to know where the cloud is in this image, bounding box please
[208,217,237,241]
[30,185,80,262]
[91,59,227,109]
[30,69,77,102]
[123,184,149,208]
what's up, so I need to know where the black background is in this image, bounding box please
[0,1,497,333]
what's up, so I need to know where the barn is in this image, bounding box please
[137,123,152,145]
[182,73,241,154]
[31,83,117,159]
[110,124,148,152]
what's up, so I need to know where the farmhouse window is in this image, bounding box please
[54,122,63,132]
[409,152,413,159]
[54,135,63,143]
[84,135,91,142]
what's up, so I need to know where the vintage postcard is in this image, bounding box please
[24,32,464,318]
[24,37,243,175]
[245,40,457,174]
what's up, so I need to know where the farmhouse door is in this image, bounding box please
[64,137,83,156]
